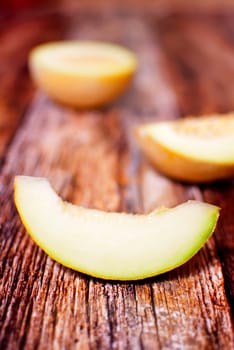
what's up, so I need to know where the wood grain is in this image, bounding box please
[0,14,64,159]
[58,0,234,15]
[0,8,233,350]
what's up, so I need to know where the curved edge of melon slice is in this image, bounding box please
[14,176,220,280]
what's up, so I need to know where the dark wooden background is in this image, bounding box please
[0,1,234,349]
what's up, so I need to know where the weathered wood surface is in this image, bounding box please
[0,7,234,350]
[58,0,234,15]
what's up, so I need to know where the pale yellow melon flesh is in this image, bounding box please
[14,176,219,280]
[29,41,137,108]
[135,114,234,183]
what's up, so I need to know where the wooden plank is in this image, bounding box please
[156,13,234,311]
[203,183,234,311]
[0,12,233,350]
[58,0,234,15]
[156,14,234,115]
[0,14,65,160]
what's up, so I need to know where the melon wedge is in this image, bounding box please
[14,176,219,280]
[29,41,137,108]
[135,114,234,183]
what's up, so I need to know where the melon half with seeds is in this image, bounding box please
[14,176,219,280]
[135,114,234,183]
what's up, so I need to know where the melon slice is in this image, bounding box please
[14,176,219,280]
[29,41,137,108]
[135,114,234,182]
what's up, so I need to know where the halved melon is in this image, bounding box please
[135,114,234,182]
[14,176,219,280]
[29,41,137,108]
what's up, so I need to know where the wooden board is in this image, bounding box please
[0,7,234,350]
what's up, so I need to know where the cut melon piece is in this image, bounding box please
[14,176,219,280]
[135,114,234,182]
[29,41,137,108]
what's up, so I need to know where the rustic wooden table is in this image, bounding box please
[0,3,234,349]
